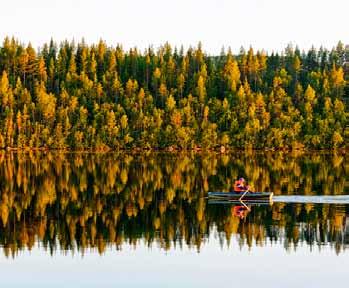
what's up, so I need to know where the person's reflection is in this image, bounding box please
[231,202,251,219]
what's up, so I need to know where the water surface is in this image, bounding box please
[0,151,348,287]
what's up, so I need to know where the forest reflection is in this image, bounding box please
[0,151,348,257]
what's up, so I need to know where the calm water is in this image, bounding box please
[0,151,348,287]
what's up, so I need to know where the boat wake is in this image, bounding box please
[273,195,349,204]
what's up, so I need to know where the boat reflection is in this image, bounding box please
[208,199,271,219]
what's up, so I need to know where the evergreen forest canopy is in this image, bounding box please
[0,37,348,150]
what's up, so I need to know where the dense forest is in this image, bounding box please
[0,152,348,256]
[0,37,348,149]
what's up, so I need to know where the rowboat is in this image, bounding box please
[207,199,272,206]
[207,191,273,202]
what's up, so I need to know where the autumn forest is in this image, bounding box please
[0,37,348,150]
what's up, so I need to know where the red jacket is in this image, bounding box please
[234,180,245,192]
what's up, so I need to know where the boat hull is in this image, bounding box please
[208,191,273,202]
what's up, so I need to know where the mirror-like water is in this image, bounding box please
[0,151,348,287]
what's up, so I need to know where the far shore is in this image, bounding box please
[1,146,347,154]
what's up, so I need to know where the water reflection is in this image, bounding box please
[0,151,348,257]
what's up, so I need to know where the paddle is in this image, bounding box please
[238,189,250,201]
[239,199,251,211]
[238,185,254,201]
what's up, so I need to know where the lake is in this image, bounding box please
[0,151,348,287]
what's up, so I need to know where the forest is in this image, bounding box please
[0,37,348,149]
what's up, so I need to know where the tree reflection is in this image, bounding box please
[0,151,348,257]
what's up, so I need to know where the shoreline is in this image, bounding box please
[1,146,347,154]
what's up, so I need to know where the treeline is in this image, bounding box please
[0,37,348,149]
[0,152,348,256]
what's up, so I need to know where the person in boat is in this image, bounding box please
[233,177,251,193]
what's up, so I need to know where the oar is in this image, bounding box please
[238,189,250,201]
[239,199,251,211]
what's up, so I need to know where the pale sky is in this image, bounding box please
[0,0,348,54]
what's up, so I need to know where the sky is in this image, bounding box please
[0,0,348,54]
